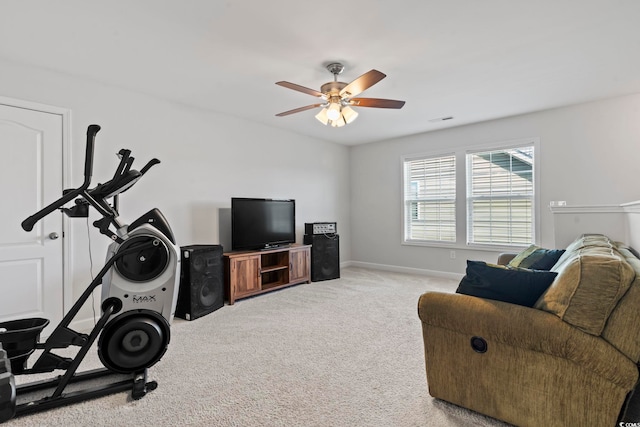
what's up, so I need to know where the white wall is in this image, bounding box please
[350,93,640,275]
[0,59,351,324]
[3,56,640,322]
[624,201,640,251]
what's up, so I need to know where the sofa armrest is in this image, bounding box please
[496,252,517,265]
[418,292,638,389]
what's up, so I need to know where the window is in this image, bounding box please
[402,140,536,248]
[467,146,534,246]
[403,154,456,243]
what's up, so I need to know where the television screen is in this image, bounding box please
[231,198,296,250]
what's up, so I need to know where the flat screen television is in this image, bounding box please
[231,198,296,251]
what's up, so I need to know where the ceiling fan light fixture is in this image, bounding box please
[331,115,346,128]
[341,106,358,124]
[326,102,341,121]
[315,108,329,125]
[275,62,405,128]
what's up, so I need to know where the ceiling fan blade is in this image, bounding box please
[339,70,386,98]
[276,81,325,98]
[275,103,324,117]
[350,98,406,109]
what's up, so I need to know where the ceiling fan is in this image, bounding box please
[275,62,405,127]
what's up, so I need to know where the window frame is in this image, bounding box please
[401,138,540,251]
[402,152,457,245]
[466,142,537,248]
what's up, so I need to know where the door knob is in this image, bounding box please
[49,232,60,240]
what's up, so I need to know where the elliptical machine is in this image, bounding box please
[0,125,180,422]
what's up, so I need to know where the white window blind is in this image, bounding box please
[403,154,456,243]
[466,146,534,246]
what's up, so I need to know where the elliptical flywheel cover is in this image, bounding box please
[98,310,170,373]
[115,235,169,282]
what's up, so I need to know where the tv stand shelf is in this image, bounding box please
[261,265,288,273]
[223,244,311,304]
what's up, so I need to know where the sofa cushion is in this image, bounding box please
[508,245,565,270]
[535,251,635,335]
[456,260,557,307]
[601,247,640,361]
[551,234,614,272]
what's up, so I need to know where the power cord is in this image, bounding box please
[86,217,97,327]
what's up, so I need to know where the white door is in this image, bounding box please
[0,103,64,334]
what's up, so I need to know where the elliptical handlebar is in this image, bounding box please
[21,125,101,232]
[112,149,132,181]
[83,124,100,187]
[140,158,161,175]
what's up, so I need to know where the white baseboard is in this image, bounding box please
[345,261,464,281]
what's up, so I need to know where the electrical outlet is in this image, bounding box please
[450,250,456,259]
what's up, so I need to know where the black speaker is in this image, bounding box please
[303,234,340,282]
[175,245,224,320]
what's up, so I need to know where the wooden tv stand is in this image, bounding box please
[223,244,311,304]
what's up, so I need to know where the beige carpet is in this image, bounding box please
[6,267,636,426]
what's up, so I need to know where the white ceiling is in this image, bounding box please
[2,1,640,145]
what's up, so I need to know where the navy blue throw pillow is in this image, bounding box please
[456,260,558,307]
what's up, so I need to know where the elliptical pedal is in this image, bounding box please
[0,344,16,423]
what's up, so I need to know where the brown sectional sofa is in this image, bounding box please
[418,234,640,426]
